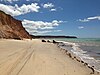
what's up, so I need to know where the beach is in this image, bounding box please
[0,39,99,75]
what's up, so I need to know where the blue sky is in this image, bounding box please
[0,0,100,38]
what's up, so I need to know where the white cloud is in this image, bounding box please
[87,16,100,20]
[42,3,54,8]
[50,8,56,11]
[35,30,52,34]
[78,16,100,22]
[78,19,89,22]
[0,3,40,16]
[54,30,62,32]
[78,26,84,29]
[26,0,30,1]
[28,30,62,35]
[0,0,19,3]
[22,19,63,30]
[38,30,62,34]
[22,19,63,34]
[42,3,58,12]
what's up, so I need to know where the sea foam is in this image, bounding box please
[57,41,100,72]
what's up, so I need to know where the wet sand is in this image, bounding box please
[0,39,99,75]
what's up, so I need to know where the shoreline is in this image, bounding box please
[52,40,100,74]
[0,39,100,75]
[42,39,100,74]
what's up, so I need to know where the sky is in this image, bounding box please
[0,0,100,38]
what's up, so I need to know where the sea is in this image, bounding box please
[47,38,100,72]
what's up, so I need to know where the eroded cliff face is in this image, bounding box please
[0,11,32,40]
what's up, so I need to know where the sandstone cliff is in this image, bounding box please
[0,11,32,40]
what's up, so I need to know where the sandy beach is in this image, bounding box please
[0,39,99,75]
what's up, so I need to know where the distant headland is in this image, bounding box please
[31,35,77,38]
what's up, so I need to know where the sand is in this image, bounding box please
[0,39,99,75]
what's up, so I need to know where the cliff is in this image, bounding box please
[0,11,32,40]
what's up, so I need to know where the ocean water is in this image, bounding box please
[47,38,100,72]
[52,38,100,59]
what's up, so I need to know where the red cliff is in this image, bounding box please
[0,11,32,40]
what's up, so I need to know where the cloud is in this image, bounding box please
[28,30,62,35]
[42,3,58,12]
[0,3,40,16]
[50,8,56,11]
[78,16,100,22]
[78,26,84,29]
[42,3,54,8]
[38,30,62,34]
[87,16,100,20]
[36,30,52,34]
[22,19,63,30]
[78,19,89,22]
[22,19,63,34]
[26,0,30,1]
[0,0,19,3]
